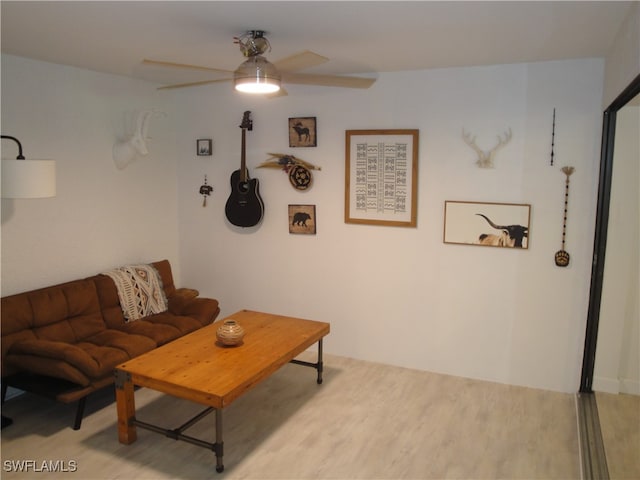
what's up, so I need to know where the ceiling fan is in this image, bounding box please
[143,30,376,96]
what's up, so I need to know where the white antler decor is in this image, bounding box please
[113,110,166,170]
[462,128,512,168]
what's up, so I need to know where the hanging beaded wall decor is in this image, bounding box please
[550,108,556,166]
[555,166,575,267]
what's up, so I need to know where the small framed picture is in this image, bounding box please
[289,117,317,147]
[289,205,316,234]
[197,139,212,156]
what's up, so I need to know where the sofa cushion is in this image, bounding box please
[1,294,34,335]
[6,352,91,386]
[115,313,203,346]
[1,278,107,377]
[8,329,156,382]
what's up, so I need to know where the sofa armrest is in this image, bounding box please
[7,340,92,386]
[172,297,220,327]
[176,287,199,299]
[10,338,89,363]
[167,288,200,315]
[7,330,155,383]
[167,288,199,314]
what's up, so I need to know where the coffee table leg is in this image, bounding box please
[215,408,224,473]
[115,370,137,444]
[317,339,324,384]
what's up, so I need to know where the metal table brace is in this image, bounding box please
[123,339,323,473]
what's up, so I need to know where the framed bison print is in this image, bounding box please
[289,204,316,234]
[443,201,530,249]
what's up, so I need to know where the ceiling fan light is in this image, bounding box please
[234,55,281,94]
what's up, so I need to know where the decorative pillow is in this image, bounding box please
[102,264,168,322]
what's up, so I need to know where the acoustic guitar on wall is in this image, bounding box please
[225,111,264,227]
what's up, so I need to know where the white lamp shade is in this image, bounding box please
[234,55,281,94]
[1,159,56,198]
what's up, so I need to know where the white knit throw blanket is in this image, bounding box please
[103,264,168,322]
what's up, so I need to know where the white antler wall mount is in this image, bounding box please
[462,128,512,169]
[113,109,166,170]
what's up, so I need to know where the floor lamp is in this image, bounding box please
[1,134,56,428]
[1,135,56,199]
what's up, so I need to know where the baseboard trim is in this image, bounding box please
[577,392,609,480]
[619,378,640,396]
[593,376,640,395]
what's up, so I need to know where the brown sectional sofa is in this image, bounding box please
[1,259,220,429]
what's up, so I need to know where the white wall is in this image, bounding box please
[174,58,604,393]
[1,55,180,295]
[594,104,640,395]
[603,2,639,107]
[0,54,606,393]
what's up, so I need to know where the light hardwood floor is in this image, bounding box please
[1,354,580,479]
[596,392,640,480]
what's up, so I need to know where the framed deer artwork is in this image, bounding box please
[289,117,317,147]
[443,201,531,249]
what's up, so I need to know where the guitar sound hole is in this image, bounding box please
[238,182,250,193]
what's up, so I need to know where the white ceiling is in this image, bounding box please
[0,1,634,88]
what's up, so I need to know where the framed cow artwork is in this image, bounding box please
[443,201,531,249]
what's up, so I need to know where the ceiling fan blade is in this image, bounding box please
[273,50,329,72]
[282,72,376,89]
[158,78,232,90]
[142,58,233,75]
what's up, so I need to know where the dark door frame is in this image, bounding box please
[580,72,640,392]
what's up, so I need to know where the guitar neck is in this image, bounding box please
[240,127,247,182]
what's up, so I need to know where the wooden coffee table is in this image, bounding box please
[114,309,330,473]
